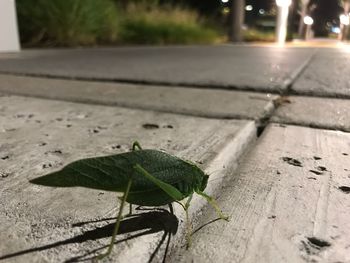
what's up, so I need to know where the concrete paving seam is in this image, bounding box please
[167,121,257,258]
[281,48,317,92]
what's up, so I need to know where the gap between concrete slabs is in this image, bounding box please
[271,95,350,132]
[0,74,277,120]
[0,95,257,262]
[281,48,316,91]
[171,123,350,263]
[290,49,350,99]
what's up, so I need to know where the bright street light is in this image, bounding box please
[303,16,314,25]
[245,5,253,11]
[275,0,292,44]
[340,14,350,26]
[221,0,229,3]
[276,0,292,7]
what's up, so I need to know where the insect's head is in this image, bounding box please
[192,164,209,192]
[200,172,209,192]
[185,160,209,192]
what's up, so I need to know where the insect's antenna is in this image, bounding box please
[207,167,226,175]
[208,176,228,183]
[206,168,224,178]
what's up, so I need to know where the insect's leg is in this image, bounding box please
[132,141,142,151]
[168,203,174,215]
[195,190,229,221]
[133,164,184,202]
[184,193,193,210]
[184,193,193,249]
[96,178,133,260]
[129,204,133,215]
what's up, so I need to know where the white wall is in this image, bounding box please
[0,0,20,52]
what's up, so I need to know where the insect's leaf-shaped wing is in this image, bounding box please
[30,155,133,192]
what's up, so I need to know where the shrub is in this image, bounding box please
[16,0,219,46]
[119,4,218,44]
[16,0,119,46]
[243,28,275,42]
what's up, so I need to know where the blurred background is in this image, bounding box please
[9,0,350,47]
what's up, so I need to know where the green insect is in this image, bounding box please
[30,142,229,260]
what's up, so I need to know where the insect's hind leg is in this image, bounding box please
[168,203,174,214]
[96,178,133,260]
[195,190,229,221]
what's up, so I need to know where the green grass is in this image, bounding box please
[120,19,217,45]
[119,4,218,45]
[243,28,275,42]
[16,0,119,46]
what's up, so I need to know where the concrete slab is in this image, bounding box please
[271,96,350,132]
[172,124,350,263]
[292,48,350,98]
[0,95,256,262]
[0,46,314,92]
[0,74,276,120]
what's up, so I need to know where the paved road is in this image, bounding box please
[1,44,350,263]
[0,45,314,92]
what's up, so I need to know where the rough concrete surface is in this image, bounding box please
[0,74,277,120]
[0,95,256,262]
[0,46,314,92]
[292,48,350,98]
[271,95,350,131]
[172,124,350,263]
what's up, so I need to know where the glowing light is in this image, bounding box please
[303,16,314,25]
[222,7,230,14]
[259,9,265,15]
[332,27,341,34]
[340,14,350,26]
[275,0,291,45]
[221,0,229,3]
[245,5,253,11]
[276,0,292,7]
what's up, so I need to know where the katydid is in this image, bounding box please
[30,142,229,260]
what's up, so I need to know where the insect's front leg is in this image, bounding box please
[133,165,199,247]
[195,190,229,221]
[184,193,193,248]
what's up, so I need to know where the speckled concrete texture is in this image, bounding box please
[172,124,350,263]
[0,95,256,262]
[0,74,276,120]
[271,96,350,132]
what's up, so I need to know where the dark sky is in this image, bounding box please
[244,0,344,35]
[247,0,344,22]
[309,0,344,22]
[247,0,275,10]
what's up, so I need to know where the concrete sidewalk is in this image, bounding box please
[1,45,350,263]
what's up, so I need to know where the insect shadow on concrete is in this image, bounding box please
[29,141,229,260]
[0,209,178,263]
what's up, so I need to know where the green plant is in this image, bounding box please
[30,142,228,260]
[243,28,275,42]
[119,4,219,44]
[16,0,119,46]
